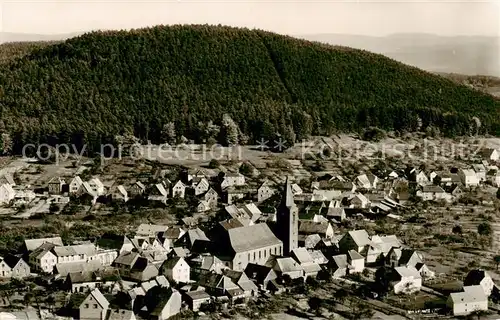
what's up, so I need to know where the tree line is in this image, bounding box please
[0,24,498,155]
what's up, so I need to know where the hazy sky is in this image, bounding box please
[0,0,499,37]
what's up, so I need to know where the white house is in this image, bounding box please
[69,176,83,194]
[464,269,495,296]
[53,244,97,264]
[482,148,500,162]
[257,180,275,203]
[0,184,16,205]
[88,178,105,196]
[447,285,488,316]
[161,257,190,284]
[348,250,365,273]
[349,194,371,209]
[415,172,430,186]
[458,169,480,188]
[29,245,58,273]
[221,172,246,188]
[194,178,210,196]
[171,181,186,198]
[390,266,422,294]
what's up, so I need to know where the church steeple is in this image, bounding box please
[276,176,298,256]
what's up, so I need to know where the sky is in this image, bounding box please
[0,0,499,37]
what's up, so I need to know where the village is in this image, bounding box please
[0,137,500,320]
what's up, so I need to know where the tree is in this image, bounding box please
[23,292,34,307]
[220,114,239,146]
[208,159,220,169]
[239,162,253,176]
[374,267,391,294]
[477,222,492,236]
[0,133,13,155]
[452,225,463,234]
[161,122,176,145]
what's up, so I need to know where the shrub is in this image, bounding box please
[477,222,492,236]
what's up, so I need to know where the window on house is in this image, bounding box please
[253,252,255,261]
[259,251,261,259]
[247,253,250,261]
[84,304,89,308]
[93,304,98,309]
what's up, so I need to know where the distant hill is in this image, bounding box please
[0,25,498,154]
[0,32,81,44]
[301,33,500,77]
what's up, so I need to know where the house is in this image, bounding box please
[447,285,488,316]
[175,228,210,250]
[69,176,84,194]
[215,223,283,271]
[386,248,423,269]
[326,207,346,222]
[0,255,30,278]
[338,230,371,254]
[329,254,348,279]
[110,185,128,203]
[197,273,241,298]
[220,172,246,188]
[258,180,275,202]
[148,288,182,320]
[161,257,190,284]
[348,250,364,273]
[196,200,211,213]
[203,188,218,208]
[23,236,64,252]
[244,263,278,291]
[472,164,487,181]
[270,257,303,280]
[349,193,371,209]
[223,188,246,205]
[53,244,98,264]
[96,234,134,255]
[66,271,102,293]
[148,183,169,203]
[355,174,379,190]
[184,290,211,311]
[415,172,430,186]
[298,220,334,239]
[291,183,302,195]
[389,266,422,294]
[464,269,495,296]
[107,309,136,320]
[482,148,499,162]
[487,169,500,187]
[416,185,451,202]
[78,288,109,320]
[130,181,146,196]
[194,178,210,196]
[28,243,58,273]
[0,184,16,205]
[458,169,480,188]
[171,181,186,198]
[222,269,259,297]
[48,177,66,194]
[367,235,401,263]
[88,178,105,196]
[291,248,321,279]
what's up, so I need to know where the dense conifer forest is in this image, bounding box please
[0,24,498,154]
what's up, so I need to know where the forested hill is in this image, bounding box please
[0,24,499,153]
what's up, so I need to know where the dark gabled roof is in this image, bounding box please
[131,257,150,272]
[96,234,131,250]
[398,249,420,266]
[244,263,275,283]
[3,254,24,269]
[464,269,490,286]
